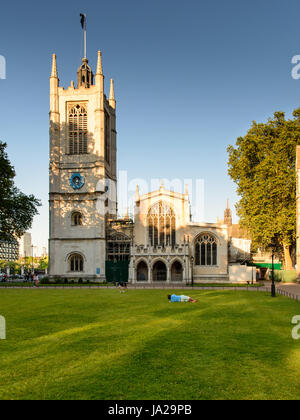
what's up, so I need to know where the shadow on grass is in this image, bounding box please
[0,290,300,400]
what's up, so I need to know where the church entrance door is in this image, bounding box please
[153,261,167,282]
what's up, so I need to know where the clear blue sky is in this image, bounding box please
[1,0,300,252]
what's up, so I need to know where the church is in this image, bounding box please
[48,50,251,284]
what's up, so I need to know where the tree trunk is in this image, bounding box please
[283,243,293,270]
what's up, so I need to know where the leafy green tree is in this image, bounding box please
[7,261,18,274]
[228,109,300,269]
[0,141,41,240]
[38,256,48,271]
[0,260,7,271]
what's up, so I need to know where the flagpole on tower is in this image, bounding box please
[84,14,87,59]
[80,13,87,59]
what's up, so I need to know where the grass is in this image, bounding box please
[0,289,300,400]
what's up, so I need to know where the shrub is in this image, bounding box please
[40,277,50,284]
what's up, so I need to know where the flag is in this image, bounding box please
[80,13,86,29]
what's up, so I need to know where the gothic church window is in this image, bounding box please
[148,201,176,247]
[68,104,88,155]
[195,234,218,266]
[69,253,84,272]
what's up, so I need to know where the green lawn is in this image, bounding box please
[0,289,300,400]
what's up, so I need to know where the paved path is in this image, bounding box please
[0,285,266,291]
[264,282,300,301]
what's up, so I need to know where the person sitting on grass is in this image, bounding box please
[168,294,197,303]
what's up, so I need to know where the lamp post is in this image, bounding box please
[24,251,26,275]
[31,245,34,274]
[269,241,276,298]
[190,256,194,287]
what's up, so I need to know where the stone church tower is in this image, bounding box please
[48,51,117,281]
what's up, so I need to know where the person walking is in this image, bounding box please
[33,273,39,287]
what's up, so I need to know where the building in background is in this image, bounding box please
[32,246,39,258]
[41,247,48,258]
[18,232,32,259]
[0,239,19,262]
[218,201,252,264]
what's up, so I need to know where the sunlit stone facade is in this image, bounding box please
[49,51,117,280]
[49,50,249,283]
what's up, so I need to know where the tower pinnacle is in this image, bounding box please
[224,199,232,226]
[51,54,58,78]
[96,50,103,75]
[109,79,116,109]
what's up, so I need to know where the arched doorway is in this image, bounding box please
[153,261,167,281]
[171,260,183,282]
[137,261,148,282]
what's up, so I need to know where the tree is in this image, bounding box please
[227,109,300,270]
[38,256,48,271]
[0,142,41,240]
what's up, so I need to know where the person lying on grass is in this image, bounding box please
[168,294,197,303]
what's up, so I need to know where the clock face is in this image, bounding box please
[73,176,81,186]
[70,173,85,190]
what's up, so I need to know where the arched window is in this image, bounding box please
[195,234,218,266]
[148,202,176,247]
[69,253,84,272]
[71,212,83,226]
[68,104,88,155]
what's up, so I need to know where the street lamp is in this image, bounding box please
[190,256,194,287]
[31,245,34,274]
[24,251,26,275]
[269,241,276,298]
